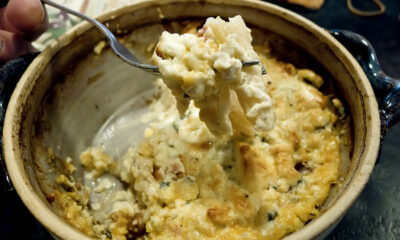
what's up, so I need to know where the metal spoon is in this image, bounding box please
[42,0,264,75]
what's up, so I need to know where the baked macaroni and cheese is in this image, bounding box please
[49,16,350,240]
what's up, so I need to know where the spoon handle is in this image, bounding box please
[41,0,159,74]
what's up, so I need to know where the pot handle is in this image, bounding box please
[329,29,400,133]
[0,53,39,192]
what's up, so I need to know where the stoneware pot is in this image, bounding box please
[1,0,399,239]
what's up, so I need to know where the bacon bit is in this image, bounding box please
[200,141,213,150]
[153,166,162,181]
[295,162,305,171]
[46,193,56,203]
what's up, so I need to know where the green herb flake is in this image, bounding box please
[172,122,179,132]
[159,181,170,189]
[186,176,195,182]
[267,211,278,221]
[297,179,303,185]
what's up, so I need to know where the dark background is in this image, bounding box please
[1,0,399,239]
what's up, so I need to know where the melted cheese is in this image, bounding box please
[76,56,346,239]
[55,21,349,240]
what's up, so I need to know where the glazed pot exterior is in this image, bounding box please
[2,0,388,239]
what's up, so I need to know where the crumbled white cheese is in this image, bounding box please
[152,16,274,135]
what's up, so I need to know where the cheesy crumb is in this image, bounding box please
[94,41,106,55]
[80,147,114,176]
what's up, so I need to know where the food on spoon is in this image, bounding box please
[152,16,274,135]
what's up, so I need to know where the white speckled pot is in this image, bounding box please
[3,0,383,239]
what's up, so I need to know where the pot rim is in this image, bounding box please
[3,0,380,239]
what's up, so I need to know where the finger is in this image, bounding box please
[0,29,33,62]
[0,0,48,41]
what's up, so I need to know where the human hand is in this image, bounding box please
[0,0,48,62]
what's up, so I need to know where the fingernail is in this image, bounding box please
[40,4,46,24]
